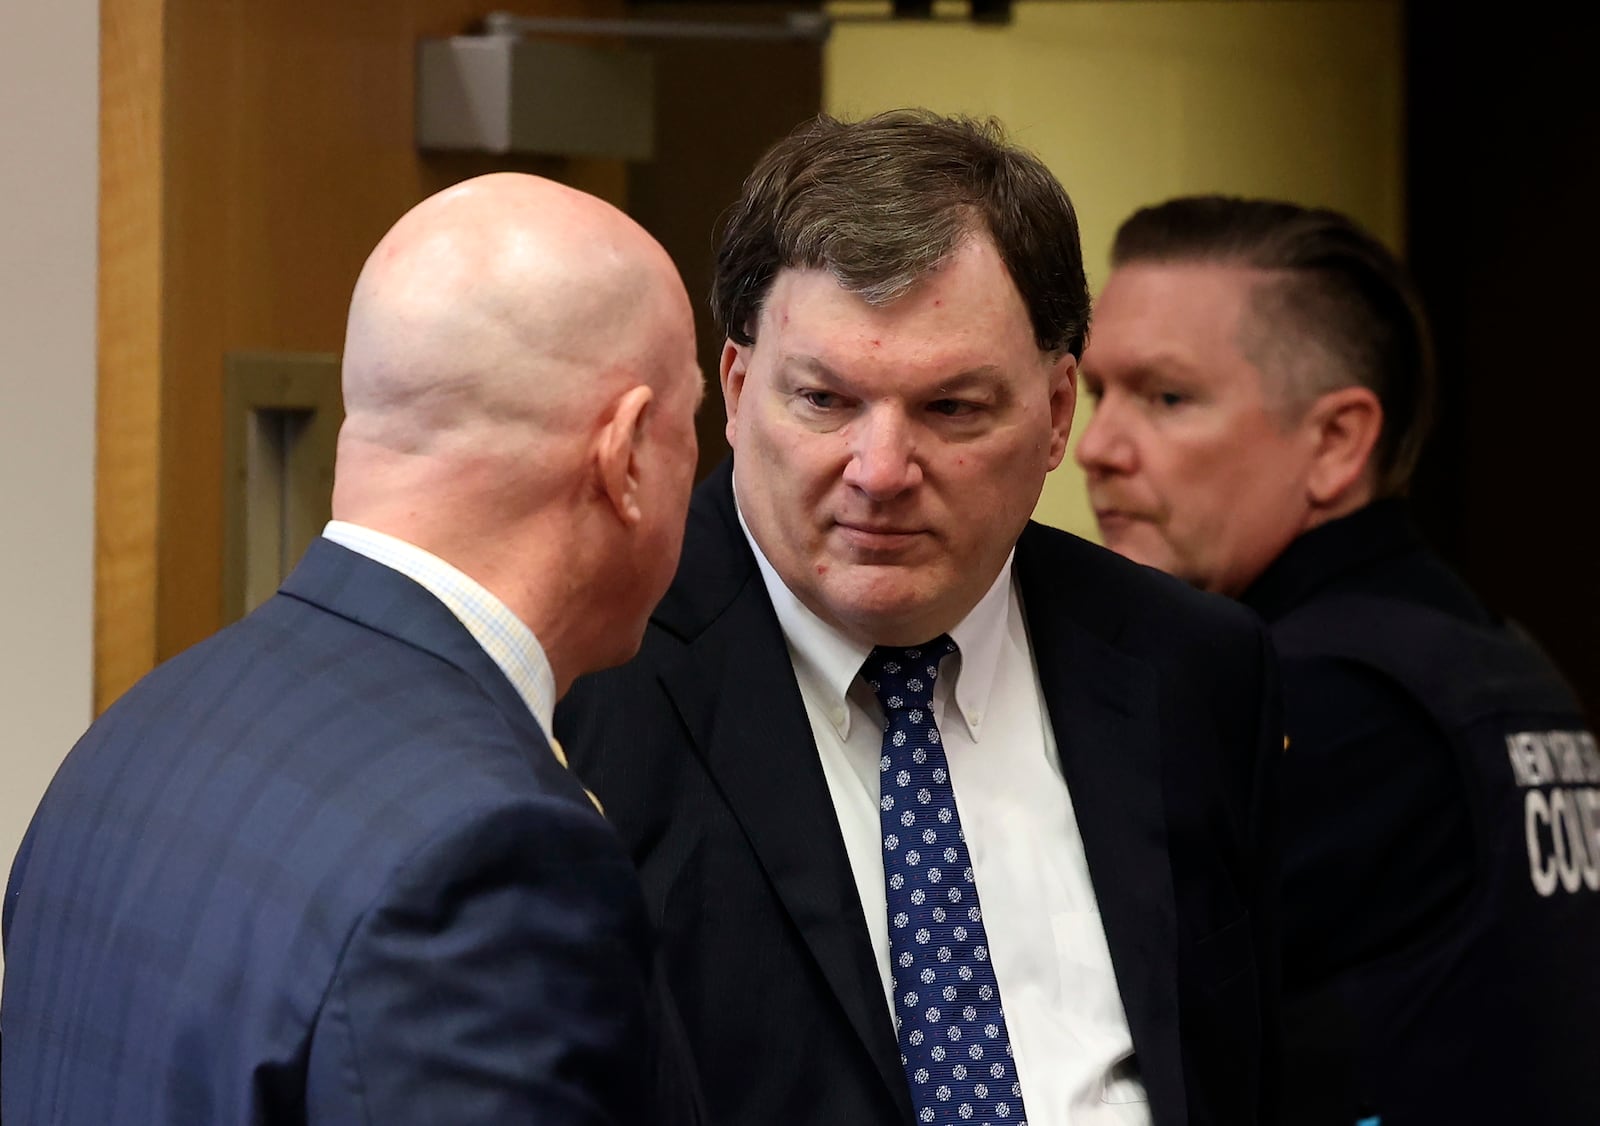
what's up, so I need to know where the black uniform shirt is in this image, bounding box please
[1240,500,1483,991]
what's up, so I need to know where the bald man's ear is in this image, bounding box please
[595,385,655,527]
[1305,385,1383,508]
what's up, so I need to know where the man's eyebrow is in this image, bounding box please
[776,353,842,380]
[1082,353,1199,386]
[931,367,1006,394]
[773,357,1013,400]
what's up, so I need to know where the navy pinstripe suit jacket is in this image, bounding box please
[2,538,700,1125]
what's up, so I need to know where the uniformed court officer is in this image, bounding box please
[1077,195,1600,1126]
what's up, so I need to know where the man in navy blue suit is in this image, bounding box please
[2,172,705,1124]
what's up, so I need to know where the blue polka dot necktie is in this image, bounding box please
[863,636,1028,1126]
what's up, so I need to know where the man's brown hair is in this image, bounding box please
[713,109,1091,358]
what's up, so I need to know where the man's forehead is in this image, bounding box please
[1086,275,1286,404]
[774,349,1011,390]
[759,262,1027,339]
[1091,264,1260,348]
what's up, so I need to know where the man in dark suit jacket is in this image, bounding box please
[2,173,706,1124]
[1077,196,1600,1124]
[557,111,1281,1126]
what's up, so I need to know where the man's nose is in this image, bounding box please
[842,409,922,499]
[1074,398,1135,476]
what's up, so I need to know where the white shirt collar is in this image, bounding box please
[732,478,1012,744]
[320,521,557,739]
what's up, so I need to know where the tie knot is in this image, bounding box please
[861,635,957,712]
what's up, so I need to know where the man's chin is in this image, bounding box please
[1099,531,1170,574]
[813,570,974,646]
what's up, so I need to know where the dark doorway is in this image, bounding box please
[1407,6,1600,715]
[625,1,825,479]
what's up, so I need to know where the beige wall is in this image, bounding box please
[0,0,99,972]
[826,0,1403,537]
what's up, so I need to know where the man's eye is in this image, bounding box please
[799,390,840,409]
[928,399,978,417]
[1155,390,1187,408]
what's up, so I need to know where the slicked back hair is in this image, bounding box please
[1110,195,1435,497]
[712,110,1091,359]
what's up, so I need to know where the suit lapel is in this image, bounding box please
[654,466,913,1121]
[1017,530,1188,1124]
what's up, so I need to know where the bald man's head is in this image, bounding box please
[339,173,691,461]
[330,174,702,684]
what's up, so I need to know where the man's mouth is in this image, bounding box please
[1092,506,1148,534]
[832,520,925,552]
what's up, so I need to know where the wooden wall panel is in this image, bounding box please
[98,0,628,705]
[95,0,165,712]
[157,0,629,659]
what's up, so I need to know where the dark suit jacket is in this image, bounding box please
[556,462,1281,1126]
[2,539,699,1125]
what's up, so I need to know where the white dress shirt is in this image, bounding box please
[739,507,1151,1123]
[321,521,557,741]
